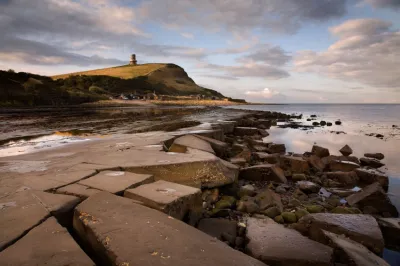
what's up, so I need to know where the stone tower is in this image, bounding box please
[129,54,137,65]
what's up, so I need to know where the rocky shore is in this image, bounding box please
[0,108,399,266]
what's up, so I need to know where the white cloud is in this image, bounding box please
[245,88,281,98]
[181,33,194,39]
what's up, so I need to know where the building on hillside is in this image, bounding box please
[129,54,137,65]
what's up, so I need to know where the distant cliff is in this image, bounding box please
[0,64,225,106]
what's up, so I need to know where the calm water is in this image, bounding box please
[227,104,400,264]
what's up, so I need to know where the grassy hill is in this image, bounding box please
[0,64,226,107]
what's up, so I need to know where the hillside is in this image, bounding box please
[0,64,226,107]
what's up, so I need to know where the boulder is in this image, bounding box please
[321,230,389,266]
[236,198,260,214]
[172,135,216,154]
[311,145,330,158]
[364,153,384,160]
[56,183,102,199]
[0,217,93,265]
[346,182,398,217]
[330,206,361,214]
[79,171,154,195]
[215,196,236,209]
[211,121,236,134]
[280,156,310,175]
[253,153,280,164]
[73,192,267,266]
[335,121,342,125]
[305,205,325,213]
[238,184,257,197]
[197,218,237,240]
[307,155,326,172]
[339,145,353,156]
[234,127,260,136]
[377,218,400,251]
[246,218,333,265]
[360,157,385,168]
[262,206,282,218]
[292,173,307,182]
[193,134,229,157]
[338,155,360,164]
[267,143,286,154]
[281,212,297,223]
[257,119,272,129]
[297,213,384,254]
[229,157,247,167]
[124,180,202,220]
[325,171,359,186]
[355,168,389,190]
[239,164,287,183]
[297,181,321,194]
[255,188,283,212]
[329,160,360,172]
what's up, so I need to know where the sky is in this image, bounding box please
[0,0,399,103]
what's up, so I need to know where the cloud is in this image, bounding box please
[294,18,400,89]
[181,33,194,39]
[245,88,281,99]
[239,45,292,65]
[364,0,400,8]
[200,74,239,80]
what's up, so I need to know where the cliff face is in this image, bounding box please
[0,64,224,106]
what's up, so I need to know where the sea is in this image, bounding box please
[226,104,400,265]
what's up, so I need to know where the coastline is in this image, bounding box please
[0,105,399,265]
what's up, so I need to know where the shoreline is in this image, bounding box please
[0,106,399,265]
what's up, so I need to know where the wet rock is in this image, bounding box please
[313,122,320,126]
[312,145,330,158]
[262,206,281,218]
[297,213,384,254]
[274,215,284,224]
[321,230,389,266]
[0,217,93,265]
[297,181,321,194]
[275,185,286,194]
[364,153,384,160]
[329,160,360,172]
[377,218,400,251]
[255,189,283,212]
[338,155,360,164]
[331,206,361,214]
[327,122,333,126]
[307,155,326,172]
[292,173,307,182]
[339,145,353,156]
[311,115,317,118]
[295,209,310,220]
[229,157,247,166]
[306,205,325,213]
[346,182,398,217]
[238,184,257,197]
[56,183,102,199]
[236,198,259,214]
[124,180,202,220]
[239,164,287,183]
[258,130,269,137]
[355,168,389,190]
[267,143,286,154]
[293,188,308,201]
[215,196,236,209]
[325,171,359,186]
[280,156,310,175]
[202,188,219,206]
[74,192,267,266]
[253,153,280,164]
[212,121,236,134]
[193,134,230,157]
[79,171,154,195]
[288,198,302,207]
[335,121,342,125]
[320,121,327,126]
[282,212,297,223]
[246,217,333,266]
[360,157,385,168]
[234,127,261,136]
[197,218,237,240]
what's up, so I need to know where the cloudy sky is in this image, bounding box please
[1,0,399,103]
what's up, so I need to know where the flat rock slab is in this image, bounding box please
[124,180,201,220]
[329,160,360,172]
[56,183,102,199]
[280,156,310,174]
[0,217,94,265]
[79,171,154,195]
[171,135,215,154]
[0,190,79,251]
[346,182,398,217]
[355,168,388,190]
[246,218,333,266]
[297,213,384,254]
[239,164,287,183]
[73,192,267,266]
[193,134,229,158]
[377,218,400,251]
[322,230,389,266]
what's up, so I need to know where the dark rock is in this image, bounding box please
[335,121,342,125]
[295,209,310,220]
[297,181,321,194]
[197,218,237,242]
[236,198,259,214]
[339,145,353,156]
[330,206,361,214]
[338,155,360,164]
[215,196,236,209]
[282,212,298,223]
[360,157,385,168]
[239,164,287,183]
[346,182,398,217]
[320,121,327,126]
[327,122,332,126]
[364,153,384,160]
[355,168,388,190]
[377,218,400,252]
[252,152,280,164]
[325,171,359,186]
[280,156,310,175]
[267,143,286,154]
[235,236,245,248]
[312,122,320,126]
[275,185,286,194]
[255,189,283,212]
[307,155,326,172]
[329,160,360,172]
[230,157,247,167]
[311,115,317,118]
[293,188,309,201]
[221,232,236,246]
[234,127,261,136]
[306,205,325,213]
[297,213,384,254]
[292,173,307,182]
[238,184,257,197]
[262,206,281,218]
[312,145,330,158]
